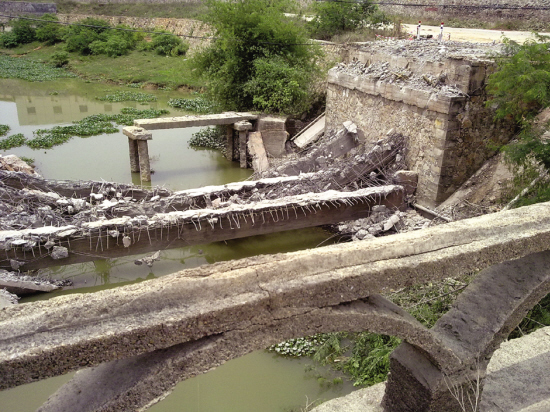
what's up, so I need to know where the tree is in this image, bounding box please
[11,18,36,44]
[487,35,550,124]
[151,31,189,56]
[192,0,321,114]
[307,0,386,40]
[64,18,110,55]
[35,14,65,45]
[486,35,550,205]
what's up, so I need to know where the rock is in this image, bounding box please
[0,288,19,308]
[383,214,401,231]
[50,246,69,260]
[393,170,419,196]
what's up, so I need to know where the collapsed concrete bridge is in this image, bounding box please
[1,201,550,411]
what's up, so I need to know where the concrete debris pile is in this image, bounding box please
[337,206,433,241]
[357,39,497,62]
[0,288,19,308]
[332,60,467,97]
[261,124,408,196]
[0,269,72,296]
[0,155,40,177]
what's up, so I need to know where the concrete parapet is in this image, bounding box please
[3,201,550,393]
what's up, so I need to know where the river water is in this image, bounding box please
[0,78,356,411]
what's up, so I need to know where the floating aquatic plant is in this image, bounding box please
[0,133,26,150]
[96,91,157,103]
[168,96,215,113]
[0,125,9,137]
[0,55,76,82]
[188,127,225,151]
[27,108,169,149]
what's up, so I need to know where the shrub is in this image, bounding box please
[308,0,385,40]
[50,51,69,68]
[151,31,189,56]
[11,18,36,44]
[64,18,110,55]
[0,32,19,49]
[35,14,65,45]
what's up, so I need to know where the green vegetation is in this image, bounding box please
[0,55,76,82]
[96,91,157,103]
[192,0,322,114]
[307,0,388,40]
[270,277,469,387]
[188,126,226,151]
[26,108,169,149]
[0,125,9,137]
[168,96,215,113]
[0,133,26,150]
[486,35,550,205]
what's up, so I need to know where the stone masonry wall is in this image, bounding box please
[379,0,550,29]
[326,41,515,207]
[0,2,56,18]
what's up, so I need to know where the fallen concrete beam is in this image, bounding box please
[135,112,258,130]
[0,170,169,201]
[2,202,550,390]
[293,114,325,149]
[0,186,404,271]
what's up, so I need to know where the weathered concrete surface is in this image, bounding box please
[383,250,550,411]
[311,383,385,412]
[257,116,288,157]
[0,186,404,271]
[134,112,258,130]
[293,114,326,149]
[3,202,550,391]
[481,326,550,412]
[36,298,427,412]
[247,131,269,173]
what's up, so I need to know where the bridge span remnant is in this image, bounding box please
[1,202,550,411]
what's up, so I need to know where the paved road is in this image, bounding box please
[402,23,550,43]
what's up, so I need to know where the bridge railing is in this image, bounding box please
[2,201,550,411]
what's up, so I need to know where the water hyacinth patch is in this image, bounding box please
[0,133,27,150]
[27,108,169,149]
[0,55,76,82]
[0,125,9,137]
[188,127,226,151]
[268,334,331,357]
[168,96,215,113]
[96,91,158,103]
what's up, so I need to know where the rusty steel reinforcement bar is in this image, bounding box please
[0,186,404,271]
[2,202,550,390]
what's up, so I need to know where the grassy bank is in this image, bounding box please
[0,43,202,89]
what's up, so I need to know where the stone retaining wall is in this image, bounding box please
[0,2,56,20]
[379,0,550,29]
[326,43,515,207]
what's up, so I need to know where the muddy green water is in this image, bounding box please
[0,79,355,411]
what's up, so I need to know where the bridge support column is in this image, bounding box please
[225,125,235,161]
[123,126,153,182]
[234,121,253,168]
[383,342,484,412]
